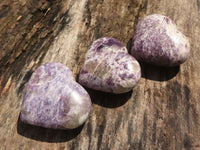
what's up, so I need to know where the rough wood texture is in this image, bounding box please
[0,0,200,149]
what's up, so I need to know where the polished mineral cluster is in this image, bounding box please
[131,14,190,66]
[20,63,91,129]
[79,37,141,94]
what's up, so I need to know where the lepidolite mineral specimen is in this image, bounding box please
[79,37,141,94]
[131,14,190,66]
[20,63,91,129]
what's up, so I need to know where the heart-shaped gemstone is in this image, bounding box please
[131,14,190,66]
[20,63,91,129]
[79,37,141,94]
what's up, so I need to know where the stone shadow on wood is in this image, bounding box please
[86,88,132,108]
[126,38,180,81]
[17,116,83,143]
[139,62,180,81]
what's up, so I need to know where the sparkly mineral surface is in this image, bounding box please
[131,14,190,66]
[20,63,91,129]
[79,37,141,94]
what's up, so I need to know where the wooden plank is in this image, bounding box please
[0,0,200,149]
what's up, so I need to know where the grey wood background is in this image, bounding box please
[0,0,200,149]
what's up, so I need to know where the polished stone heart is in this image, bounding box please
[79,37,141,94]
[20,63,91,129]
[131,14,190,66]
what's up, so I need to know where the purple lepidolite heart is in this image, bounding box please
[79,37,141,94]
[131,14,190,66]
[20,63,91,129]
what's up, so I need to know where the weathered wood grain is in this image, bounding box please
[0,0,200,149]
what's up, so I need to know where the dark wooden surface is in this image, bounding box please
[0,0,200,149]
